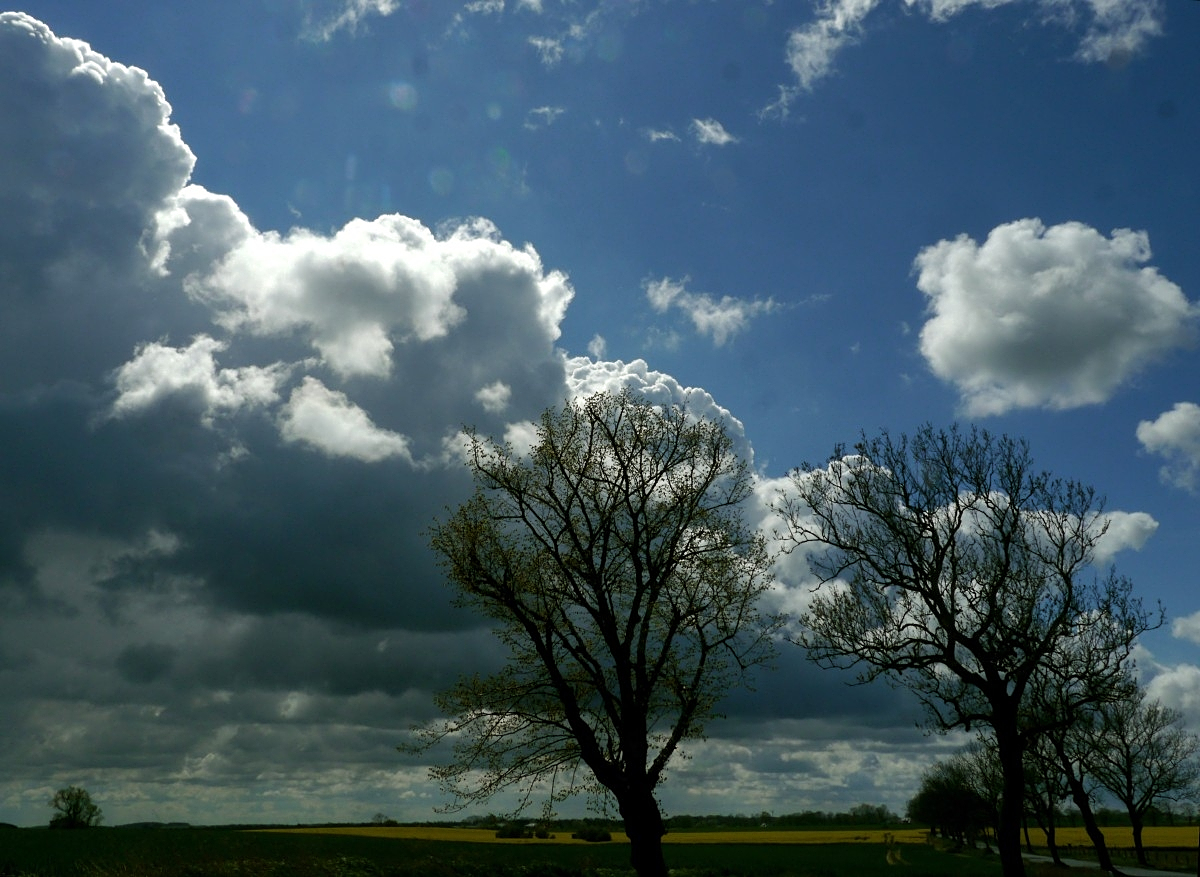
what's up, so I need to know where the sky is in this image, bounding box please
[0,0,1197,828]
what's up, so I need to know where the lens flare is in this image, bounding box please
[387,81,418,111]
[429,168,454,196]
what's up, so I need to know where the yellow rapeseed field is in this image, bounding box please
[1022,826,1200,848]
[266,826,933,845]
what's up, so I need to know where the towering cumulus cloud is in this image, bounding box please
[0,12,756,825]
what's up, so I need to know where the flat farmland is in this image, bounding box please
[269,825,933,845]
[0,825,1007,877]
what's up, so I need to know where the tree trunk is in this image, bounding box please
[1130,812,1147,866]
[994,719,1028,877]
[1045,809,1065,868]
[1060,760,1121,876]
[618,786,669,877]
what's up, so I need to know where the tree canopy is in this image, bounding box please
[775,424,1158,877]
[49,786,102,829]
[417,390,781,877]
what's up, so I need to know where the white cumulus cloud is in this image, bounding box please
[646,277,778,347]
[1172,610,1200,646]
[690,118,739,146]
[1146,663,1200,729]
[1091,510,1158,567]
[1137,402,1200,491]
[111,336,287,423]
[915,219,1194,416]
[279,377,413,463]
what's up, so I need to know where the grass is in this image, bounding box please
[0,826,1008,877]
[1020,825,1200,873]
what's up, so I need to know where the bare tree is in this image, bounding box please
[415,390,781,877]
[1025,622,1140,876]
[775,424,1159,877]
[1024,730,1071,867]
[1083,683,1200,865]
[49,786,102,829]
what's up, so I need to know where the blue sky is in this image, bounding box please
[0,0,1197,826]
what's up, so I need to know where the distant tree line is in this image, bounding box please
[455,803,901,834]
[665,804,901,829]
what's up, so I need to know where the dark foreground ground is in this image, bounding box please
[0,827,1014,877]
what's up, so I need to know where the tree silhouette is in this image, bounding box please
[49,786,102,829]
[415,390,781,877]
[776,424,1159,877]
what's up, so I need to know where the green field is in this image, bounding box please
[0,827,1011,877]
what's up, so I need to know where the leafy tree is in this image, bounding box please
[49,786,102,829]
[1083,683,1200,865]
[906,754,992,848]
[775,424,1159,877]
[416,390,781,877]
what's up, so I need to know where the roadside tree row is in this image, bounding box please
[412,391,1175,877]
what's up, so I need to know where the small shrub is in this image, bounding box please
[570,827,612,842]
[494,824,533,839]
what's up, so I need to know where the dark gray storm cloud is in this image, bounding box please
[0,10,940,826]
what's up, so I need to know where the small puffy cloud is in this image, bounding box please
[644,128,680,143]
[915,219,1195,416]
[646,276,778,347]
[1146,663,1200,727]
[278,377,413,463]
[690,118,739,146]
[528,36,564,65]
[1092,510,1158,566]
[1137,402,1200,491]
[1172,610,1200,646]
[587,334,607,359]
[111,336,287,423]
[475,381,512,413]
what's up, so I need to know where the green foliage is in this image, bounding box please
[569,827,612,842]
[419,390,781,817]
